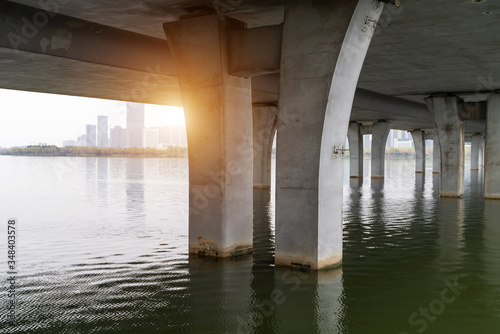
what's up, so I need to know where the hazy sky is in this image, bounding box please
[0,88,185,148]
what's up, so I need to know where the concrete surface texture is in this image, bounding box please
[485,95,500,199]
[348,122,364,178]
[410,130,426,173]
[252,104,277,189]
[371,121,391,178]
[426,96,465,198]
[433,133,441,174]
[164,14,253,257]
[275,0,382,270]
[470,134,484,171]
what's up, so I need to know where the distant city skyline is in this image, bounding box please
[0,88,185,148]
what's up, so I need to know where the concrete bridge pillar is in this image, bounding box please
[275,0,383,270]
[425,96,465,198]
[253,104,278,189]
[371,121,391,179]
[433,133,441,174]
[485,94,500,199]
[410,130,426,173]
[471,134,484,171]
[479,138,485,167]
[164,15,253,257]
[348,122,364,178]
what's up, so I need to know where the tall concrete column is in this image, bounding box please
[348,122,364,178]
[471,134,484,171]
[371,121,391,179]
[485,94,500,199]
[425,96,465,198]
[410,130,426,173]
[276,0,383,270]
[433,133,441,174]
[479,137,485,167]
[164,15,253,257]
[253,104,278,189]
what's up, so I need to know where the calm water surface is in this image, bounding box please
[0,156,499,333]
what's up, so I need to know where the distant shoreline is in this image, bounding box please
[0,145,188,158]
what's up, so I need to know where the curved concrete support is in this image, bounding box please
[164,15,253,257]
[276,0,383,270]
[471,134,484,171]
[253,104,277,189]
[410,130,426,173]
[371,121,391,179]
[348,122,364,178]
[425,96,465,198]
[485,94,500,199]
[433,133,441,174]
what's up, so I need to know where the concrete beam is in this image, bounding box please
[229,24,283,78]
[0,1,175,75]
[461,101,487,120]
[354,88,433,121]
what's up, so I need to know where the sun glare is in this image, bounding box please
[144,104,185,127]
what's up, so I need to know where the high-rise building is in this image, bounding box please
[126,102,145,148]
[86,125,96,147]
[76,134,86,147]
[97,115,109,147]
[143,128,159,149]
[110,126,127,148]
[159,125,188,147]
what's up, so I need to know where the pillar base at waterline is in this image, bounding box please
[190,239,253,258]
[485,195,500,200]
[275,254,342,271]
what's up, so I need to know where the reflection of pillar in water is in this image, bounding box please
[273,267,343,333]
[85,157,97,204]
[186,256,253,333]
[438,198,465,267]
[97,157,108,207]
[250,188,277,332]
[125,158,145,222]
[482,200,500,312]
[315,269,344,332]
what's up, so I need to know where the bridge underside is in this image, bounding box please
[2,0,500,269]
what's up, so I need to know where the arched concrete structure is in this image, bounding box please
[275,0,383,270]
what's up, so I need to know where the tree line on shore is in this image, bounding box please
[1,145,188,157]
